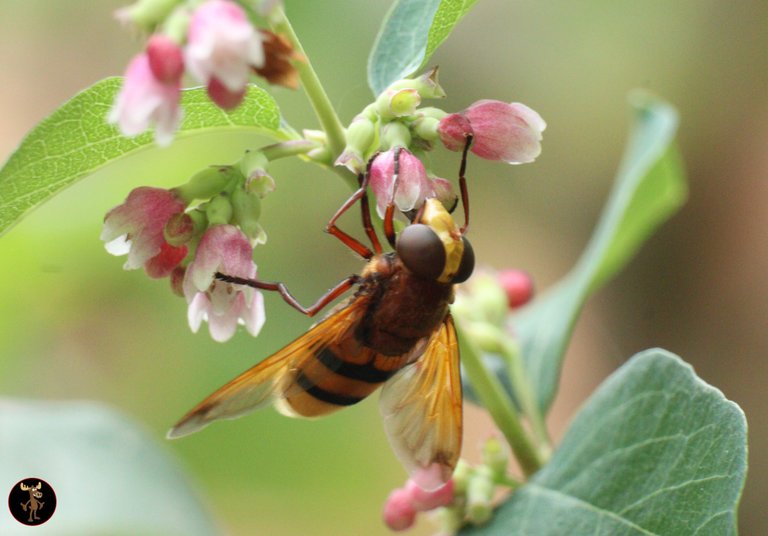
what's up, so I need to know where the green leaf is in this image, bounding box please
[0,77,283,238]
[0,399,217,535]
[461,349,748,535]
[368,0,479,95]
[514,92,687,413]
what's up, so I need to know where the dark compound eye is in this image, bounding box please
[450,236,475,283]
[396,224,445,280]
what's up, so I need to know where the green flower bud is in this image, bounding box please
[375,88,421,119]
[205,194,233,225]
[231,187,264,241]
[465,322,504,354]
[116,0,183,32]
[434,505,465,536]
[386,66,446,100]
[451,459,474,497]
[482,437,509,480]
[163,212,195,247]
[413,115,440,141]
[466,466,494,525]
[174,165,240,204]
[239,150,270,180]
[161,5,190,43]
[245,172,276,198]
[336,115,378,173]
[381,121,412,150]
[346,115,377,152]
[471,272,509,326]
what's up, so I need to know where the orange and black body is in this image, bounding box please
[282,252,454,418]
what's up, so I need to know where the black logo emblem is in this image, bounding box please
[7,478,57,525]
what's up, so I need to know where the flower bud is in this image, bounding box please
[115,0,183,31]
[498,269,534,308]
[438,113,473,152]
[207,77,247,110]
[163,212,195,246]
[465,322,504,354]
[336,114,378,173]
[239,150,269,180]
[369,148,431,217]
[245,171,276,198]
[174,165,240,203]
[429,176,458,213]
[382,488,417,531]
[451,460,473,496]
[481,437,509,480]
[470,272,509,326]
[439,100,546,164]
[146,33,184,85]
[406,478,454,511]
[381,121,412,150]
[375,88,421,118]
[231,187,264,241]
[170,265,186,297]
[466,466,494,524]
[413,115,440,142]
[205,194,233,225]
[387,66,446,100]
[434,505,464,536]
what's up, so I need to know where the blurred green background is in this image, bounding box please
[0,1,765,534]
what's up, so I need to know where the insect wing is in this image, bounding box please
[379,315,462,490]
[168,297,367,439]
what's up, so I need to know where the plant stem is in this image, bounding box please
[261,139,317,161]
[501,338,552,460]
[270,9,348,168]
[458,329,543,478]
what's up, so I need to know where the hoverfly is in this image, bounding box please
[169,141,475,490]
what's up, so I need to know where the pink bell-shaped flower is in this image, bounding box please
[101,187,188,277]
[439,99,546,164]
[183,224,265,342]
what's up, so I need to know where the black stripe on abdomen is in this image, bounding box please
[295,370,364,406]
[316,347,397,383]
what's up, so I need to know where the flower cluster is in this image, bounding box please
[101,153,275,341]
[110,0,297,145]
[334,68,546,219]
[383,437,515,534]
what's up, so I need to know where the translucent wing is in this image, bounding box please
[168,297,368,439]
[379,315,463,490]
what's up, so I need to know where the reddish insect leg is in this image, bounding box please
[215,272,361,317]
[458,134,473,234]
[324,157,385,259]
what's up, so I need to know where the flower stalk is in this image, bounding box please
[457,327,543,477]
[269,8,348,178]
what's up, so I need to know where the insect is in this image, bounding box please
[169,141,475,490]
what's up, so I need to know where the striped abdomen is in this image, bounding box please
[282,338,411,418]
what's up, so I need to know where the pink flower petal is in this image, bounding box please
[108,53,182,146]
[185,0,264,93]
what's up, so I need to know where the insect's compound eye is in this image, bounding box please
[451,237,475,283]
[397,224,446,280]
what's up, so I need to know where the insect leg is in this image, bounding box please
[215,272,360,317]
[458,134,473,234]
[357,156,384,255]
[382,146,403,249]
[324,163,384,259]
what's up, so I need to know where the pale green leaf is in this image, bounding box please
[0,77,283,238]
[461,349,747,535]
[514,93,687,413]
[0,399,217,535]
[368,0,479,95]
